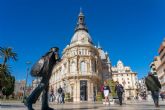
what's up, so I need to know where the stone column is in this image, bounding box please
[77,79,80,102]
[87,80,93,101]
[73,79,80,102]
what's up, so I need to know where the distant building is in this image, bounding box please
[14,80,25,99]
[112,60,138,100]
[138,78,147,100]
[32,78,41,90]
[49,10,112,102]
[150,56,161,74]
[157,39,165,95]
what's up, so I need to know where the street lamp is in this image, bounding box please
[23,61,31,102]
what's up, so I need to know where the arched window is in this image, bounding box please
[80,61,87,74]
[92,60,97,72]
[70,61,76,73]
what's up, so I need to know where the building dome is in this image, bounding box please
[70,10,93,44]
[70,30,92,44]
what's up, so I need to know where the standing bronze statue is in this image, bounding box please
[25,47,60,110]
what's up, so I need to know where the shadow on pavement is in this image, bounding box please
[0,104,25,108]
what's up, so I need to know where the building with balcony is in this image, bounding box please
[49,10,112,102]
[157,39,165,95]
[150,56,161,74]
[112,60,138,100]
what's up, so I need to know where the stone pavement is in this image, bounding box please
[0,100,165,110]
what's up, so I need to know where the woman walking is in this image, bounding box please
[103,81,111,105]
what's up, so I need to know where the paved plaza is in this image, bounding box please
[0,100,165,110]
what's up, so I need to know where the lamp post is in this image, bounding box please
[23,61,31,102]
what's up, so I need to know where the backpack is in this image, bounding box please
[119,86,124,93]
[30,57,45,77]
[145,76,160,91]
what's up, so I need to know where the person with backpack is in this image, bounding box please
[25,47,60,110]
[145,72,161,107]
[115,81,124,105]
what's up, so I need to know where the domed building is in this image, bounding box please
[49,10,112,102]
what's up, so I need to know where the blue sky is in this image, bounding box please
[0,0,165,84]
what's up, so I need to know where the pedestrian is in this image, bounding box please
[93,91,96,102]
[103,81,111,105]
[160,93,164,101]
[50,88,54,102]
[57,86,63,104]
[61,92,65,104]
[115,81,124,105]
[25,47,60,110]
[145,72,161,107]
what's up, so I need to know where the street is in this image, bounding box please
[0,100,165,110]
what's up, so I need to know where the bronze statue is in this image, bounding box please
[25,47,60,110]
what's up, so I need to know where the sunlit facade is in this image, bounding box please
[49,11,112,102]
[112,60,138,100]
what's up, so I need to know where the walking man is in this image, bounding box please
[25,47,60,110]
[57,86,63,104]
[145,72,161,107]
[115,81,124,105]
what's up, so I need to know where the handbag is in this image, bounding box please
[30,57,45,77]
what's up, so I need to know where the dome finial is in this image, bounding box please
[80,7,82,13]
[98,42,102,49]
[75,9,88,32]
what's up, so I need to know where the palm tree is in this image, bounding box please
[0,47,17,66]
[0,47,17,95]
[0,64,11,91]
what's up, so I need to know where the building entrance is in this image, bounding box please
[80,80,87,101]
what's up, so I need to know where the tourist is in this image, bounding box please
[25,47,60,110]
[61,92,65,104]
[103,81,111,105]
[57,86,63,104]
[160,93,164,101]
[145,72,161,107]
[115,81,124,105]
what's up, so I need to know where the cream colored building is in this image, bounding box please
[49,11,112,102]
[157,39,165,95]
[150,56,161,74]
[14,80,25,99]
[112,60,138,100]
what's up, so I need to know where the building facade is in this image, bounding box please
[49,11,112,102]
[157,39,165,95]
[138,78,147,100]
[14,80,25,99]
[112,60,138,100]
[150,56,161,74]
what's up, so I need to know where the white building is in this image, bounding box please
[14,80,25,99]
[112,60,138,100]
[49,10,112,102]
[157,39,165,95]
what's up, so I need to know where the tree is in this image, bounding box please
[107,79,117,98]
[2,75,15,99]
[0,47,17,98]
[0,47,17,66]
[0,64,11,91]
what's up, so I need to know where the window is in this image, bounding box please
[92,60,97,72]
[80,61,87,73]
[70,62,76,73]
